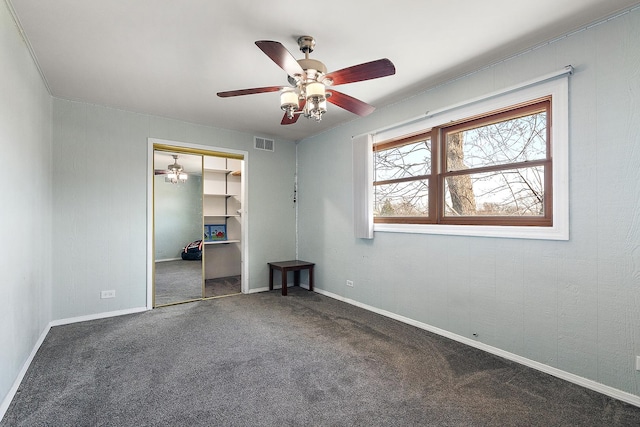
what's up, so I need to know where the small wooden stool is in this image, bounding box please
[268,260,315,296]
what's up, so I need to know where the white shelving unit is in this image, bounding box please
[204,240,240,245]
[203,156,242,279]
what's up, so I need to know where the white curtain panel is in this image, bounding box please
[352,134,374,239]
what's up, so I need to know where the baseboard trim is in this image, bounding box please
[5,290,637,424]
[1,306,150,422]
[0,323,51,421]
[50,306,149,327]
[246,286,270,294]
[246,284,310,294]
[314,288,640,408]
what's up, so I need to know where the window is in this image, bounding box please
[354,72,570,240]
[374,98,552,227]
[374,132,433,221]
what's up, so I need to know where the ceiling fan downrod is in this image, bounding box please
[294,36,328,121]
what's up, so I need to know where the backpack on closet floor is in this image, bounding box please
[181,240,203,260]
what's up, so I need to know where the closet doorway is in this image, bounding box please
[149,140,246,308]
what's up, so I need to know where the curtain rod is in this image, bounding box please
[353,65,573,139]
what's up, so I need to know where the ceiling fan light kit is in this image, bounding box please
[217,36,396,125]
[166,155,188,184]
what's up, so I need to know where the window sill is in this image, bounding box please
[374,223,568,241]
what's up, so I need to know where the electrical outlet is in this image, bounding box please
[100,290,116,299]
[346,280,354,287]
[636,356,640,371]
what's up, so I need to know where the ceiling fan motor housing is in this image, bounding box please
[169,155,183,171]
[300,59,327,80]
[287,58,328,87]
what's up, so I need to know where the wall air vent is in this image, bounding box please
[254,137,275,152]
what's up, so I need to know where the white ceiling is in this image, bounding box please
[8,0,640,142]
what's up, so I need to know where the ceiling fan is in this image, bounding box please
[154,154,188,183]
[217,36,396,125]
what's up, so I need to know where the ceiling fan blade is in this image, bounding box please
[322,58,395,86]
[256,40,305,78]
[327,90,375,116]
[217,86,283,97]
[281,99,306,125]
[281,112,300,125]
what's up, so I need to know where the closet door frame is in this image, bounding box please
[147,138,248,309]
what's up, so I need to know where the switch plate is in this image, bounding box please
[346,280,354,287]
[636,356,640,371]
[101,290,116,299]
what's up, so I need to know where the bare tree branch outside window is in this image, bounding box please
[444,111,547,217]
[445,132,476,215]
[374,138,431,217]
[373,101,549,223]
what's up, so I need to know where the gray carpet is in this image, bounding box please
[154,260,202,306]
[155,261,241,306]
[205,275,241,298]
[3,288,640,426]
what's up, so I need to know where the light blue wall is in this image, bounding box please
[52,99,298,319]
[0,1,52,411]
[296,8,640,398]
[154,174,203,260]
[2,2,297,406]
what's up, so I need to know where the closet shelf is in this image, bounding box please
[204,239,240,245]
[203,168,233,174]
[204,193,238,197]
[203,156,242,281]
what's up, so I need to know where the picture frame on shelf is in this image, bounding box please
[206,224,227,241]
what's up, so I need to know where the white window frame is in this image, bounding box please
[367,72,570,240]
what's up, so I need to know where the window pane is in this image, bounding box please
[444,166,545,216]
[374,138,431,182]
[446,111,546,172]
[374,180,429,217]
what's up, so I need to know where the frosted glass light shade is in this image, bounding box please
[306,82,325,100]
[280,90,299,109]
